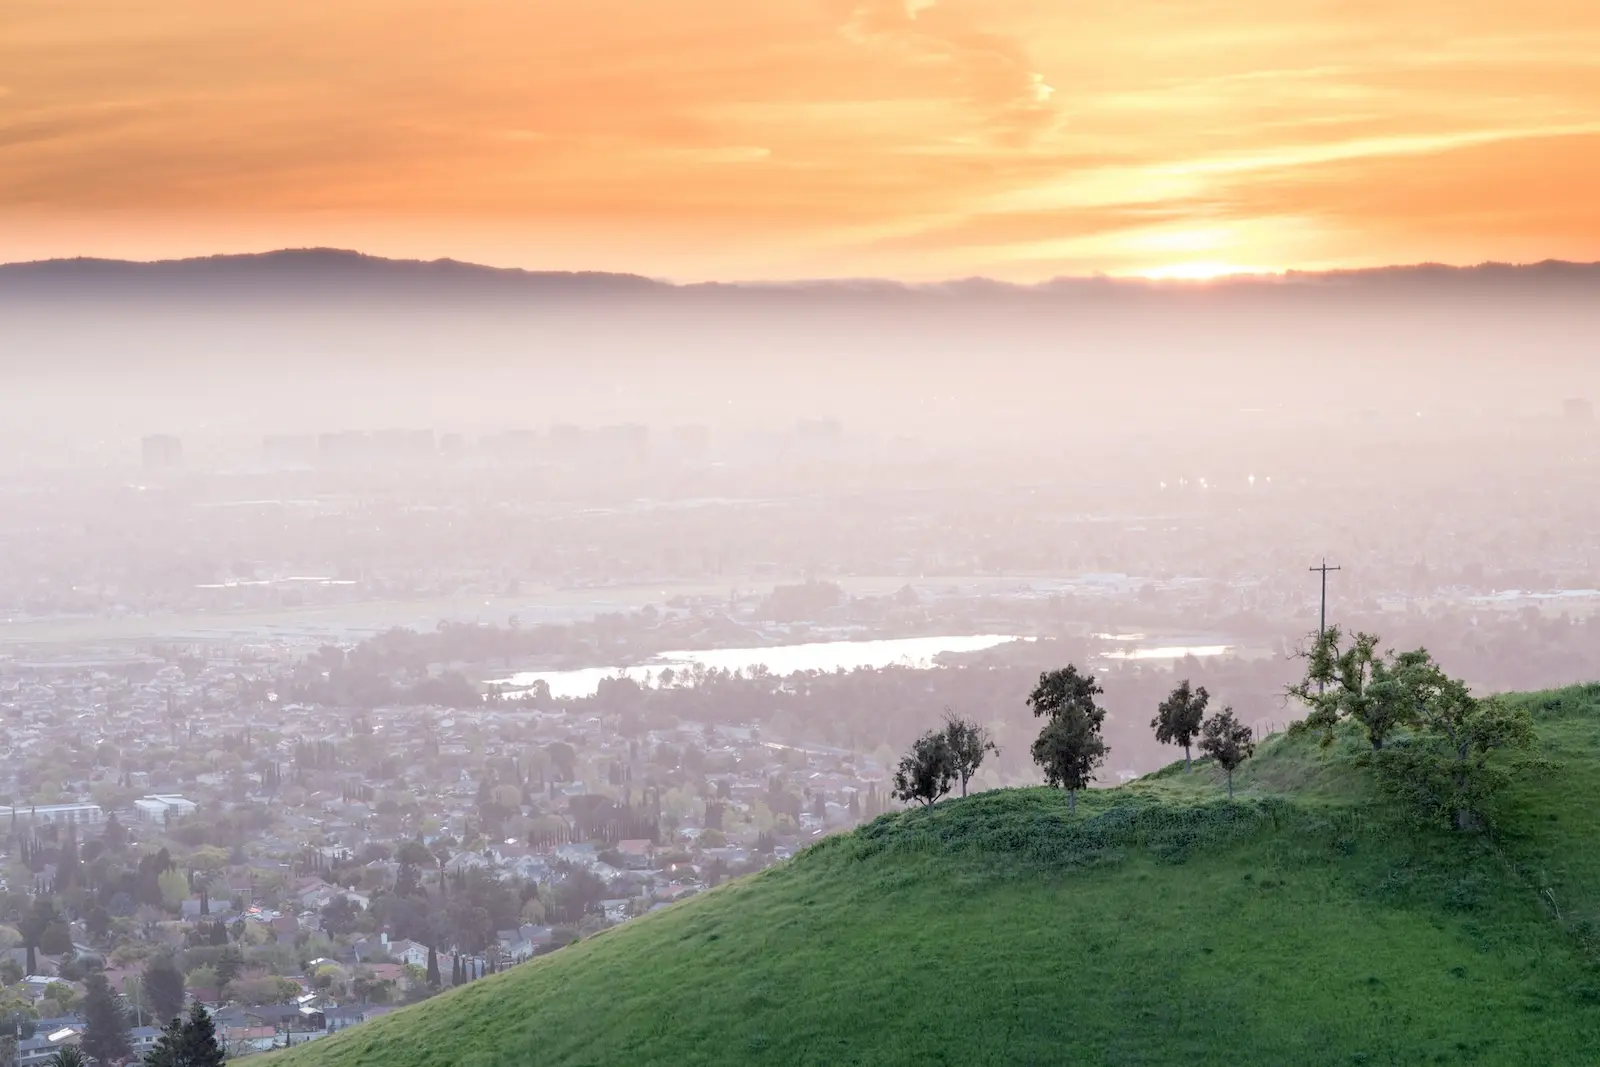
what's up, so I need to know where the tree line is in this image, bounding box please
[890,669,1254,810]
[890,627,1535,832]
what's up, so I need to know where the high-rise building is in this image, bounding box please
[549,424,585,453]
[595,423,649,462]
[795,419,843,446]
[263,435,317,467]
[141,434,183,468]
[670,424,711,462]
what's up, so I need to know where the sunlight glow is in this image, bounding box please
[6,0,1600,277]
[1133,262,1282,281]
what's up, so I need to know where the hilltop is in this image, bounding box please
[268,685,1600,1067]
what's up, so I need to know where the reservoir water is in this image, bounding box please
[487,633,1023,699]
[487,632,1239,699]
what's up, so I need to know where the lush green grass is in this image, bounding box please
[274,685,1600,1067]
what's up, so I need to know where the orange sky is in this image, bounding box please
[5,0,1600,280]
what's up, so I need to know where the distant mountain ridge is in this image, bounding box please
[5,247,1600,305]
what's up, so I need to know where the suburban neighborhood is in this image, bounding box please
[0,644,889,1061]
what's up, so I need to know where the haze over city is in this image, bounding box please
[3,3,1600,1066]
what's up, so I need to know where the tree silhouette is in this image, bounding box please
[142,953,187,1025]
[144,1002,225,1067]
[890,730,955,806]
[1290,627,1406,750]
[80,972,132,1065]
[941,711,998,797]
[1198,707,1255,799]
[1152,680,1209,771]
[1372,663,1535,830]
[1027,666,1109,814]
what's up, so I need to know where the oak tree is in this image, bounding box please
[1152,680,1209,771]
[941,711,998,797]
[1198,707,1255,799]
[890,730,955,807]
[1027,666,1109,814]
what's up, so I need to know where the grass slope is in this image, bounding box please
[274,685,1600,1066]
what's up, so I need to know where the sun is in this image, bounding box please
[1135,261,1281,281]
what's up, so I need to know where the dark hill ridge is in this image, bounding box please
[0,249,666,303]
[5,248,1600,306]
[264,685,1600,1067]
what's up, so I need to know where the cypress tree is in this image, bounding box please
[147,1002,226,1067]
[80,972,133,1064]
[142,952,187,1024]
[426,944,441,989]
[179,1002,226,1067]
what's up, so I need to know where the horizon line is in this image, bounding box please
[6,246,1600,290]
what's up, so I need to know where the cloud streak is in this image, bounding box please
[839,0,1057,144]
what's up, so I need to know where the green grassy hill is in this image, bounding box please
[273,686,1600,1066]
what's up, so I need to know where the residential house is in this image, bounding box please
[131,1026,163,1059]
[270,914,300,946]
[383,940,431,969]
[445,851,488,874]
[224,1025,279,1056]
[17,1027,80,1067]
[616,839,654,870]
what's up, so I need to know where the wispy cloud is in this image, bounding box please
[3,0,1599,278]
[838,0,1056,144]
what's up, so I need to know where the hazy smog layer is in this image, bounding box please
[1,251,1599,1061]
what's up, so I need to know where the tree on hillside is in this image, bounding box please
[1290,627,1413,751]
[80,972,132,1065]
[426,944,441,990]
[890,730,955,807]
[1291,630,1537,828]
[1028,666,1109,814]
[1027,664,1104,724]
[1198,707,1255,799]
[1374,663,1535,831]
[1152,680,1209,771]
[142,953,186,1025]
[143,1002,224,1067]
[941,711,998,797]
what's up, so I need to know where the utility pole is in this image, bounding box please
[1310,558,1341,640]
[1310,558,1341,694]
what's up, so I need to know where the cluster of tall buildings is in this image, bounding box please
[141,433,183,469]
[136,418,849,470]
